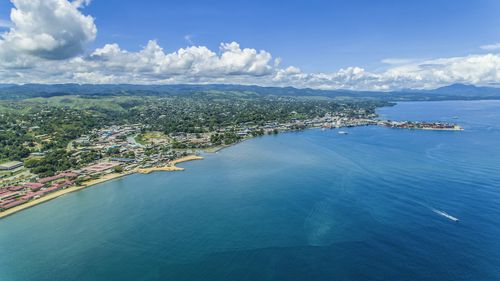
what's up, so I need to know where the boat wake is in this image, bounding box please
[432,208,459,222]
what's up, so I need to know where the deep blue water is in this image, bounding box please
[1,100,500,281]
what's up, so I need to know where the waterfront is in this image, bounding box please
[0,155,204,219]
[1,100,500,280]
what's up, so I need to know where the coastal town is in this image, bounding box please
[0,105,462,217]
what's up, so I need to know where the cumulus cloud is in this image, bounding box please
[0,0,500,90]
[3,38,500,90]
[0,0,96,60]
[85,41,274,79]
[270,54,500,90]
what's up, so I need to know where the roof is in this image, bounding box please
[0,161,23,168]
[110,158,136,163]
[23,182,44,188]
[1,199,28,209]
[82,162,120,173]
[59,172,79,178]
[38,174,64,184]
[7,186,24,191]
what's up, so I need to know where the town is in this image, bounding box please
[0,94,462,215]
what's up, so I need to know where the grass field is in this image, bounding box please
[135,131,170,145]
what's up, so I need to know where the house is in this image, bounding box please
[37,172,78,184]
[0,161,23,170]
[82,162,120,174]
[0,199,28,210]
[6,186,24,192]
[110,158,136,163]
[23,183,44,191]
[0,191,21,201]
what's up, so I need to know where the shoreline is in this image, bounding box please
[0,155,204,219]
[0,118,462,220]
[137,155,204,174]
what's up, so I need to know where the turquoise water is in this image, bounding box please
[1,100,500,280]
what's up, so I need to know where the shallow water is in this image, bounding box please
[1,100,500,280]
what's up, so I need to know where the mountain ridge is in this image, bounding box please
[0,83,499,101]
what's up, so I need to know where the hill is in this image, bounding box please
[0,83,499,101]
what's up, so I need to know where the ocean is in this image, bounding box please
[1,100,500,280]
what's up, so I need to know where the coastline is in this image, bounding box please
[420,127,464,131]
[0,116,463,220]
[0,155,204,219]
[137,155,204,174]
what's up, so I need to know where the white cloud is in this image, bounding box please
[271,54,500,90]
[3,38,500,90]
[0,0,96,60]
[480,42,500,51]
[84,40,274,79]
[0,0,500,91]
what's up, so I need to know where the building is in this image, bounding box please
[37,172,79,184]
[0,161,23,171]
[23,183,44,191]
[7,186,24,192]
[110,158,136,163]
[82,162,120,174]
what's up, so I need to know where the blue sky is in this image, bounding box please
[0,0,500,89]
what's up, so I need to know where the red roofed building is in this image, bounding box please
[59,172,79,178]
[23,182,44,191]
[0,191,20,201]
[21,193,37,201]
[6,185,24,192]
[37,172,79,184]
[38,174,65,184]
[44,180,74,194]
[0,199,28,210]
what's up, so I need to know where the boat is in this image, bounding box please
[432,209,459,222]
[338,131,348,135]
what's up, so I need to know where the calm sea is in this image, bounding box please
[1,100,500,281]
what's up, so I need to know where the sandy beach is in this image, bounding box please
[137,155,204,174]
[0,155,204,219]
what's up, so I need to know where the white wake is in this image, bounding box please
[432,208,459,222]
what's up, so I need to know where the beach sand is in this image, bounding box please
[0,155,204,219]
[137,155,204,174]
[0,172,131,219]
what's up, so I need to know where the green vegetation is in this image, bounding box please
[24,150,76,177]
[0,90,387,176]
[113,166,124,173]
[210,132,242,145]
[135,131,169,145]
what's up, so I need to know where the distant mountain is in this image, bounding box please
[0,84,16,89]
[0,83,499,101]
[429,83,500,96]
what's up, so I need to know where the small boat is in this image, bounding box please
[452,116,459,119]
[432,209,459,222]
[338,131,348,135]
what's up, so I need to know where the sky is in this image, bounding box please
[0,0,499,90]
